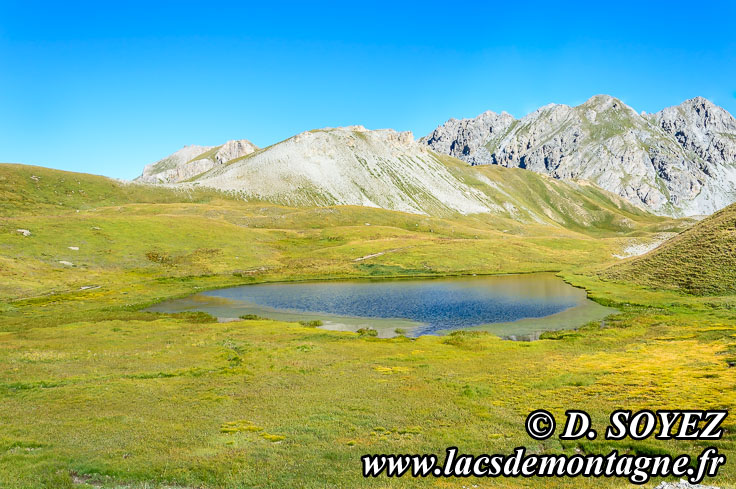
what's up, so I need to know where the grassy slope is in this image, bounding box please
[442,156,671,237]
[1,163,735,488]
[600,203,736,295]
[0,164,225,216]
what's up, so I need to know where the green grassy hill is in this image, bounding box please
[600,203,736,295]
[0,163,224,216]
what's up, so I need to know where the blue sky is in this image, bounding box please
[1,1,735,180]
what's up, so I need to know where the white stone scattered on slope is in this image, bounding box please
[68,246,79,251]
[58,261,74,266]
[16,229,31,236]
[613,233,677,259]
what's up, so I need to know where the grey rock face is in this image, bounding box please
[137,145,214,184]
[422,111,515,165]
[423,95,736,216]
[214,139,259,165]
[137,140,259,184]
[655,96,736,169]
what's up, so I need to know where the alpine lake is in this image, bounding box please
[148,273,615,340]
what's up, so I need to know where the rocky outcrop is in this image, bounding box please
[214,139,259,165]
[655,96,736,169]
[423,95,736,216]
[422,111,515,165]
[137,145,214,184]
[137,140,258,184]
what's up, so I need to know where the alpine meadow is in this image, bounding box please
[2,4,736,488]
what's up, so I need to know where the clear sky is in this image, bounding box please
[1,1,735,180]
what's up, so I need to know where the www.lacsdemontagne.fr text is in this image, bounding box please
[362,409,728,484]
[362,446,725,484]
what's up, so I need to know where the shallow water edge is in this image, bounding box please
[146,273,616,340]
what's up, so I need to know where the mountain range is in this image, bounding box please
[136,96,736,218]
[133,125,664,231]
[423,95,736,216]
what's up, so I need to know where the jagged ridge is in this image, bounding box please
[423,95,736,217]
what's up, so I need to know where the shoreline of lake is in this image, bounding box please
[145,273,616,339]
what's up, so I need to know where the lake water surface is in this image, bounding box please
[147,273,615,339]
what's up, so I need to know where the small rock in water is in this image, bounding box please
[16,229,31,237]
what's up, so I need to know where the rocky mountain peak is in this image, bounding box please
[214,139,258,165]
[156,124,649,223]
[420,110,515,165]
[665,96,736,131]
[306,126,417,148]
[423,96,736,216]
[583,94,623,107]
[137,139,259,184]
[655,97,736,171]
[178,125,493,215]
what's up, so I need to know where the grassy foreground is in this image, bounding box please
[1,164,734,488]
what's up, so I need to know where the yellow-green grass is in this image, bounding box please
[1,309,734,488]
[1,163,734,488]
[600,202,736,295]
